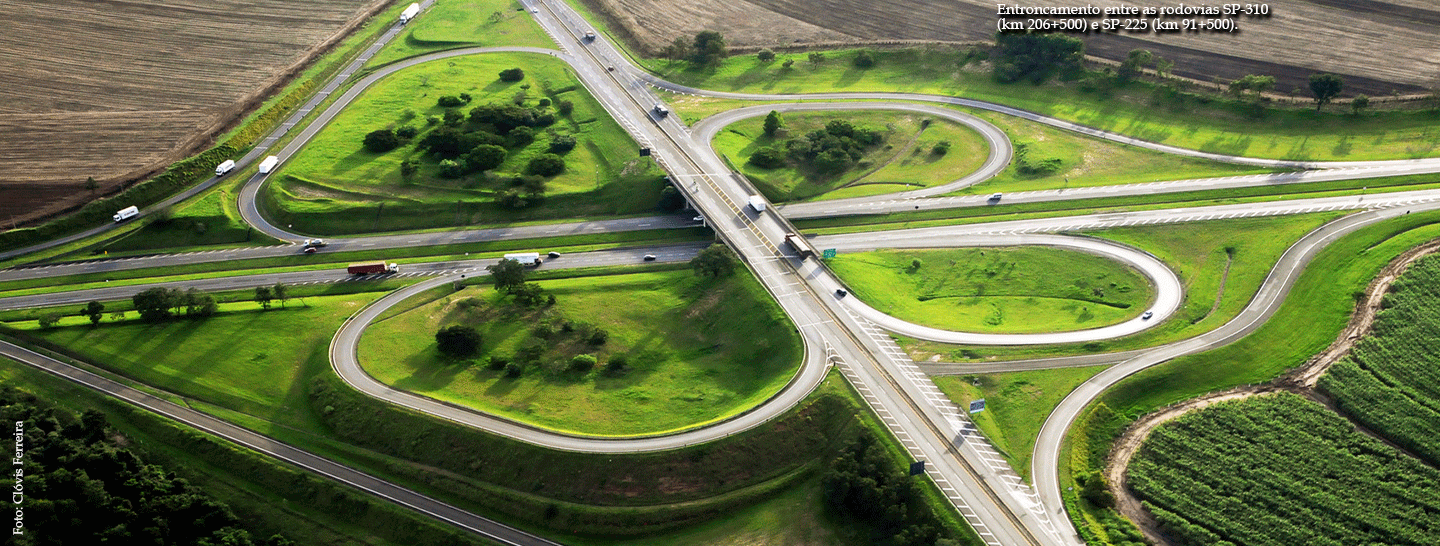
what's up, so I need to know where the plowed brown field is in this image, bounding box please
[585,0,1439,96]
[0,0,387,227]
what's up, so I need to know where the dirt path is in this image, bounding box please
[1102,237,1440,546]
[1201,252,1233,321]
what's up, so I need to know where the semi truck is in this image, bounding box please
[748,195,766,212]
[214,159,236,177]
[503,253,543,267]
[784,233,815,259]
[399,3,420,24]
[258,155,279,174]
[112,206,139,223]
[347,261,399,275]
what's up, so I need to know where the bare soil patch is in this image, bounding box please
[1103,237,1440,546]
[0,0,389,227]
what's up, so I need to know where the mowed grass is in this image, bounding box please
[830,247,1154,334]
[932,365,1108,480]
[267,52,662,235]
[9,293,381,422]
[358,270,802,435]
[365,0,555,68]
[712,111,988,202]
[903,213,1344,361]
[649,47,1440,161]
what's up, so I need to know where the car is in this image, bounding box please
[303,238,327,247]
[988,193,1003,201]
[530,7,538,12]
[583,31,596,41]
[692,216,704,222]
[303,247,318,254]
[606,65,615,72]
[547,251,561,258]
[642,254,656,261]
[835,289,847,298]
[1142,310,1154,320]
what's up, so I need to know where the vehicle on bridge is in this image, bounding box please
[748,194,766,212]
[784,233,815,259]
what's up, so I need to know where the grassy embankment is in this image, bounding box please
[264,52,665,235]
[0,282,978,543]
[364,0,556,68]
[1063,209,1440,545]
[358,269,802,435]
[712,111,988,201]
[650,47,1440,162]
[829,247,1154,334]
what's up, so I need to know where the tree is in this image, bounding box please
[690,31,727,67]
[182,288,217,316]
[991,32,1084,84]
[756,49,775,62]
[1309,73,1344,111]
[853,49,876,69]
[133,287,179,322]
[1352,94,1370,114]
[1115,49,1152,83]
[465,144,507,172]
[512,283,547,306]
[555,99,574,116]
[547,134,577,154]
[748,146,786,168]
[808,52,826,65]
[498,67,525,82]
[781,59,795,69]
[435,325,482,358]
[526,153,565,176]
[569,354,597,371]
[487,258,527,292]
[363,129,401,153]
[661,36,690,61]
[83,301,105,325]
[931,140,952,155]
[657,185,686,211]
[763,110,783,137]
[38,313,62,328]
[400,158,420,179]
[272,283,288,308]
[255,286,273,310]
[691,244,737,278]
[84,176,98,194]
[1228,74,1275,99]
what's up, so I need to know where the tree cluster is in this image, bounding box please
[992,32,1084,84]
[822,433,959,546]
[1,388,294,546]
[132,287,219,321]
[751,120,882,174]
[690,244,738,278]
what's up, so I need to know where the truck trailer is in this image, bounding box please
[347,261,399,275]
[214,159,236,177]
[399,3,420,24]
[747,195,766,212]
[258,155,280,174]
[503,253,543,267]
[112,206,139,223]
[784,233,815,259]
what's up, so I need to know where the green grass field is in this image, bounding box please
[265,52,663,235]
[650,47,1440,162]
[95,188,278,253]
[712,110,988,202]
[358,269,802,435]
[364,0,556,68]
[829,247,1154,334]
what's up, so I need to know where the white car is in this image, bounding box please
[1142,310,1154,320]
[303,239,327,248]
[988,193,1003,201]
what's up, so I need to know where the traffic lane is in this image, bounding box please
[918,350,1144,375]
[0,244,707,312]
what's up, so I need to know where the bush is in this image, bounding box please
[555,100,574,116]
[931,140,951,155]
[37,313,62,328]
[853,49,876,68]
[395,126,418,139]
[504,361,525,377]
[604,354,628,375]
[588,328,609,346]
[507,126,536,148]
[498,68,525,82]
[526,154,566,176]
[363,129,401,153]
[548,134,578,154]
[748,146,786,169]
[570,354,597,372]
[486,355,509,370]
[437,95,469,108]
[437,159,465,179]
[435,325,482,358]
[756,49,775,62]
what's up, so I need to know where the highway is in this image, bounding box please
[4,0,1440,544]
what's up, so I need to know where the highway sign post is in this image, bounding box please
[969,399,986,414]
[822,248,837,259]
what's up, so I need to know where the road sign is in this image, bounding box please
[822,248,837,259]
[969,399,986,414]
[909,461,926,476]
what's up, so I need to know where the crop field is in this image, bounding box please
[357,270,801,435]
[580,0,1438,95]
[1128,394,1440,546]
[712,111,987,202]
[0,0,388,227]
[1319,253,1440,467]
[266,52,663,234]
[828,247,1154,334]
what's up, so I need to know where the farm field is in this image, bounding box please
[580,0,1439,94]
[265,52,663,235]
[1319,252,1440,467]
[829,247,1154,334]
[1129,393,1440,546]
[0,0,388,227]
[712,111,987,202]
[357,270,802,435]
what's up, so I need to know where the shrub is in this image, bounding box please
[748,146,786,168]
[931,140,951,155]
[395,126,418,139]
[570,354,598,372]
[486,355,509,370]
[853,49,876,68]
[555,100,574,116]
[435,325,482,358]
[437,159,465,178]
[604,354,628,375]
[437,95,468,108]
[756,49,775,62]
[504,361,525,377]
[526,154,565,176]
[587,328,609,346]
[363,129,401,153]
[498,68,525,82]
[548,134,577,154]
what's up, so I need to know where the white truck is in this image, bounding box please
[503,252,543,267]
[258,155,279,174]
[214,159,236,177]
[399,3,420,24]
[747,195,766,212]
[112,206,139,223]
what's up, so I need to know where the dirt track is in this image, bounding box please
[0,0,388,227]
[1102,237,1440,546]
